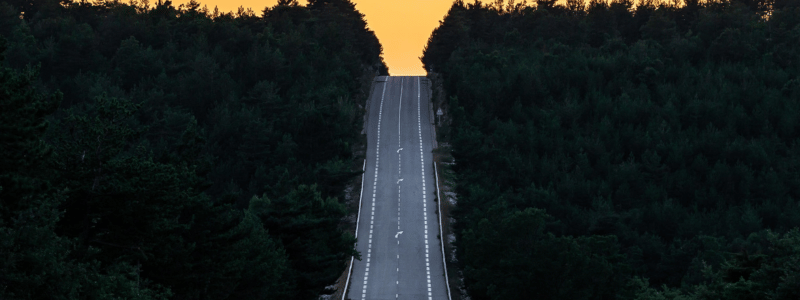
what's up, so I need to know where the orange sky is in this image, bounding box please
[191,0,455,75]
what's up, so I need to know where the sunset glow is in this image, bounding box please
[193,0,455,75]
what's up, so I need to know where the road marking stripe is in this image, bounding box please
[415,77,435,299]
[360,77,388,300]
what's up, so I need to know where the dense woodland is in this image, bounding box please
[424,0,800,299]
[0,0,386,298]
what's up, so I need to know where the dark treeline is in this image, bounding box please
[0,0,386,298]
[424,0,800,299]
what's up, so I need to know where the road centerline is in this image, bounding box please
[396,77,404,295]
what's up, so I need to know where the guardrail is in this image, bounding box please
[435,162,453,300]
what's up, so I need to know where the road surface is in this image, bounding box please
[349,76,447,300]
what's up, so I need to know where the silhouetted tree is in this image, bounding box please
[424,1,800,298]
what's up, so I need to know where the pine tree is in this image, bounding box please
[250,185,356,299]
[0,35,77,299]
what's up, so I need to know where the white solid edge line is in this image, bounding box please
[343,257,354,300]
[342,159,366,300]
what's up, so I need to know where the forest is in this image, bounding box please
[0,0,386,298]
[424,0,800,299]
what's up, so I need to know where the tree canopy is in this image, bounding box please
[424,0,800,299]
[0,0,386,298]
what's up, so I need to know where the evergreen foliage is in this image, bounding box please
[0,0,386,298]
[424,0,800,299]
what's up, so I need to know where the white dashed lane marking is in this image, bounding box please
[417,76,434,300]
[361,78,387,300]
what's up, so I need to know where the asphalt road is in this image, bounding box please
[349,76,447,300]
